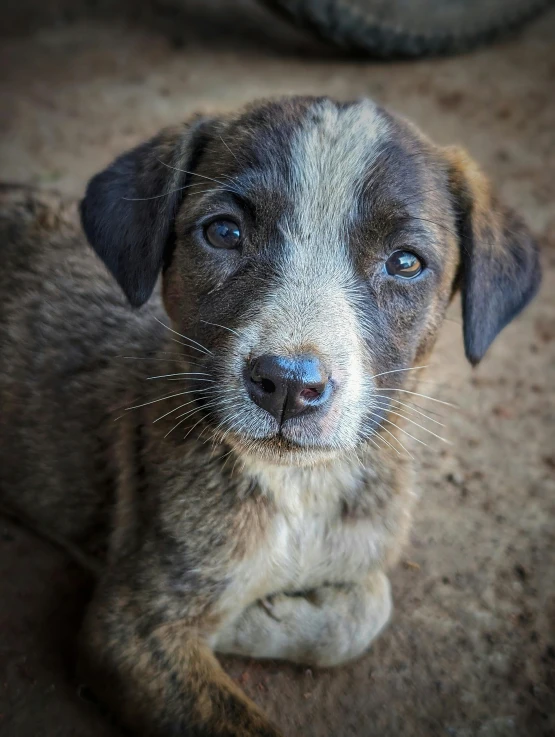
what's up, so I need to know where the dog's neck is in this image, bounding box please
[238,451,379,515]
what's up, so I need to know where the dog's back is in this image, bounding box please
[0,186,164,561]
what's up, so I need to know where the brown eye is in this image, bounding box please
[385,250,423,279]
[204,220,241,250]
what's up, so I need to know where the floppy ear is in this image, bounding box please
[80,116,213,307]
[444,147,541,365]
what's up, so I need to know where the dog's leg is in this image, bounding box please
[79,576,282,737]
[213,571,391,667]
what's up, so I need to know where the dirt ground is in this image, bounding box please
[1,2,555,736]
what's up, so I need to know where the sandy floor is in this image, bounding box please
[1,2,555,736]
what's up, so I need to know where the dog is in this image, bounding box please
[0,96,540,737]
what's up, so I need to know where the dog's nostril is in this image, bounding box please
[299,387,321,400]
[250,359,277,394]
[259,378,276,394]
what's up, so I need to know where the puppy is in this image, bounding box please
[0,96,540,737]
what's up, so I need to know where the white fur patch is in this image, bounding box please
[212,453,388,622]
[287,98,389,249]
[246,100,390,448]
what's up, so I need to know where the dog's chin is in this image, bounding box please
[220,429,346,468]
[243,439,340,468]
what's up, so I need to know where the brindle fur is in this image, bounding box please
[0,97,540,737]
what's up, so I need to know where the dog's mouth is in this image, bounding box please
[198,381,393,464]
[195,388,363,464]
[254,430,335,453]
[211,411,339,455]
[187,349,369,461]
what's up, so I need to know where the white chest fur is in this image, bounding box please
[224,456,396,612]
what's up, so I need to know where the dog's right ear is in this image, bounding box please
[80,116,214,307]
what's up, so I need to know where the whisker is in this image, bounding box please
[164,377,217,382]
[370,412,430,448]
[363,432,393,456]
[145,372,212,380]
[383,396,446,419]
[367,426,404,457]
[168,336,207,352]
[164,399,231,438]
[153,397,201,423]
[373,388,458,408]
[200,320,240,337]
[157,159,240,192]
[371,365,430,380]
[370,402,451,443]
[168,396,239,441]
[119,355,206,367]
[374,422,414,459]
[219,135,240,162]
[173,397,235,421]
[164,401,219,439]
[219,446,237,466]
[372,397,446,426]
[122,356,196,364]
[149,377,215,384]
[187,187,241,197]
[182,415,211,442]
[154,316,213,356]
[232,445,253,478]
[124,388,214,411]
[157,351,205,357]
[350,448,368,472]
[121,181,208,202]
[207,406,246,446]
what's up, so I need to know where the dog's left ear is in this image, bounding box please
[444,147,541,365]
[81,115,214,307]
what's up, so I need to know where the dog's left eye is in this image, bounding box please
[385,250,423,279]
[204,220,242,250]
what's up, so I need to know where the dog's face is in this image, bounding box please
[82,97,540,464]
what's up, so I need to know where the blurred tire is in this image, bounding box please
[260,0,554,57]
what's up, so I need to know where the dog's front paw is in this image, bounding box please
[258,592,314,622]
[215,575,391,667]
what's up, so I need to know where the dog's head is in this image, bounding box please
[81,97,540,464]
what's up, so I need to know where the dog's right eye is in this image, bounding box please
[204,220,242,250]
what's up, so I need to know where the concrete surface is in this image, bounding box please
[1,2,554,736]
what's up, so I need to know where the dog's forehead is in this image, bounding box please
[288,98,390,188]
[230,98,390,187]
[216,97,440,260]
[224,98,431,218]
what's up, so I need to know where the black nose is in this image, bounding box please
[246,354,331,423]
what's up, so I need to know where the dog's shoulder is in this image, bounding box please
[0,184,166,401]
[0,185,102,303]
[0,184,79,249]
